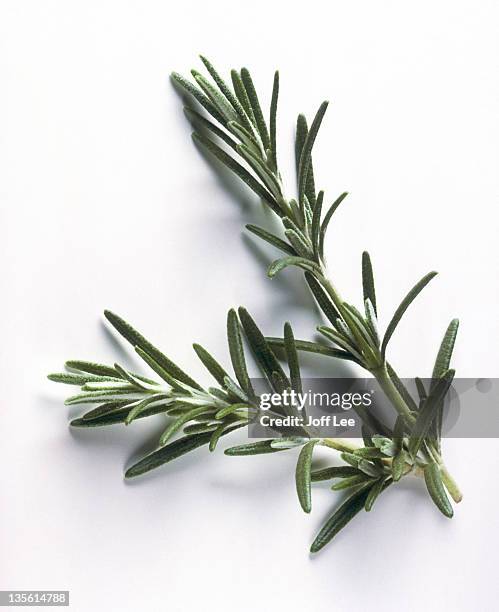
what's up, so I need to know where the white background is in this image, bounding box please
[1,1,499,610]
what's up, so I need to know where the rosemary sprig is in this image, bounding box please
[49,57,462,554]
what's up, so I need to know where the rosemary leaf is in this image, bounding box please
[240,68,270,150]
[184,107,238,152]
[226,309,254,397]
[295,440,318,513]
[362,251,377,316]
[238,307,290,392]
[231,70,255,124]
[381,271,438,360]
[298,101,328,206]
[245,224,296,256]
[193,343,229,386]
[267,256,322,278]
[319,192,348,259]
[310,466,360,481]
[270,71,279,166]
[265,336,358,361]
[225,440,286,456]
[284,322,302,395]
[192,132,281,215]
[310,485,373,553]
[424,462,454,518]
[104,310,201,390]
[171,72,226,125]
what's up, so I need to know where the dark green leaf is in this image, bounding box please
[386,363,419,412]
[238,307,290,392]
[160,406,215,446]
[171,72,226,125]
[199,56,251,129]
[270,71,279,165]
[231,70,255,124]
[310,483,381,553]
[365,478,390,512]
[298,102,328,205]
[295,440,317,513]
[240,67,270,150]
[284,322,302,395]
[432,319,459,383]
[192,132,281,215]
[227,309,254,396]
[224,440,286,456]
[125,429,232,478]
[72,403,168,428]
[266,336,358,361]
[331,474,372,491]
[424,462,454,518]
[184,107,238,152]
[362,251,377,316]
[408,369,455,456]
[104,310,201,390]
[245,224,296,255]
[193,343,229,386]
[267,256,321,278]
[295,114,317,208]
[381,272,438,359]
[311,190,324,259]
[319,192,348,258]
[304,272,341,329]
[311,466,360,481]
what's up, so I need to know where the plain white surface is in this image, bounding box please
[1,1,499,610]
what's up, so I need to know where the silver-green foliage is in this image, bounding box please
[49,57,462,554]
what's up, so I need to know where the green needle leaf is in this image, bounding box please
[391,449,408,481]
[193,343,229,386]
[224,440,287,456]
[295,114,317,208]
[310,466,360,481]
[408,369,455,457]
[104,310,202,391]
[362,251,377,316]
[227,309,254,396]
[192,132,281,215]
[171,72,226,125]
[125,429,239,478]
[65,360,128,379]
[319,192,348,259]
[295,440,317,513]
[310,486,371,553]
[240,68,270,150]
[424,462,454,518]
[267,256,321,278]
[184,107,239,152]
[270,71,279,166]
[284,322,302,394]
[245,224,296,256]
[381,271,438,360]
[160,406,215,446]
[432,319,460,383]
[298,101,328,206]
[72,403,168,428]
[304,272,341,329]
[238,307,290,392]
[231,70,255,124]
[386,363,419,412]
[199,56,251,128]
[431,318,459,446]
[364,478,389,512]
[265,336,359,362]
[311,190,324,259]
